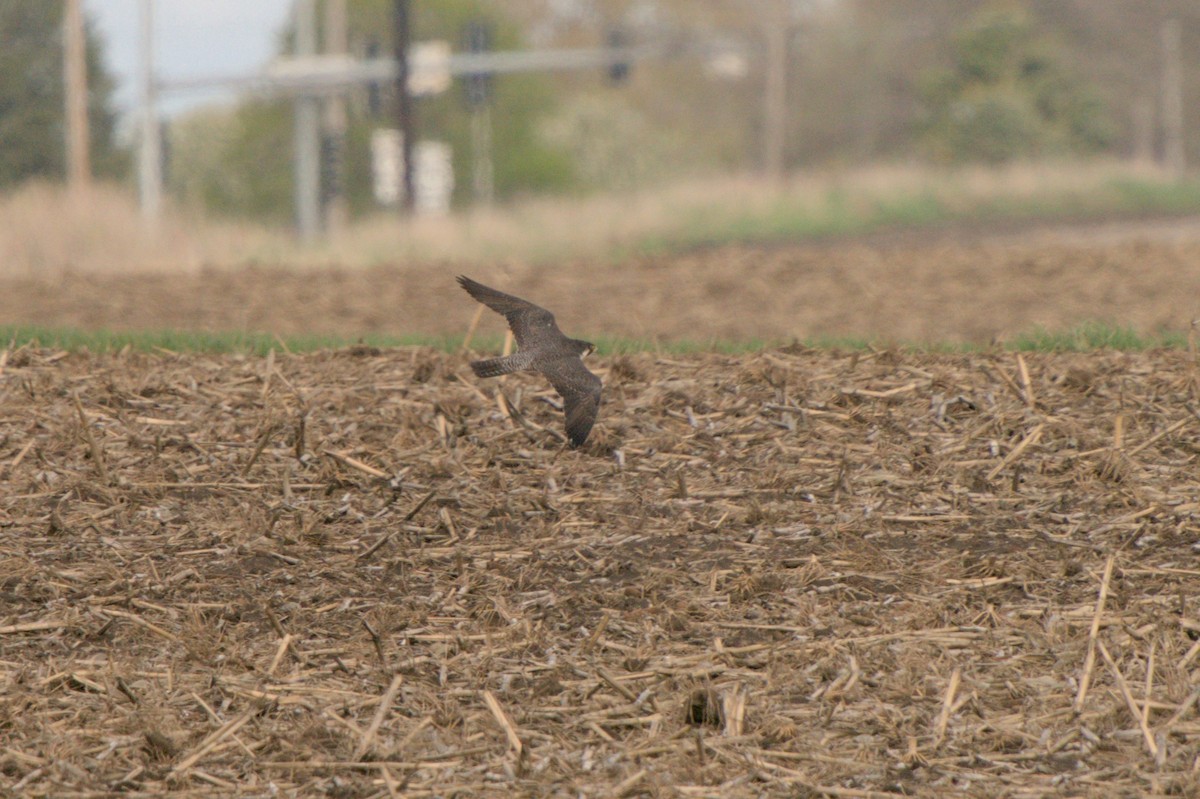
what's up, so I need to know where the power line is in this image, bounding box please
[156,44,677,96]
[1161,18,1185,178]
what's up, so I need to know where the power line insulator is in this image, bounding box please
[608,28,630,84]
[464,19,493,109]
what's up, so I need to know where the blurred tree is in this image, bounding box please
[169,102,295,225]
[0,2,124,186]
[498,0,1200,172]
[918,8,1114,162]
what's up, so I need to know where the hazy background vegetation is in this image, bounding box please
[165,0,1199,221]
[0,3,125,186]
[3,0,1200,242]
[163,0,1198,219]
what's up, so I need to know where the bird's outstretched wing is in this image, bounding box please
[457,275,560,349]
[542,356,603,447]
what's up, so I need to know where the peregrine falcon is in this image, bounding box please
[457,275,601,447]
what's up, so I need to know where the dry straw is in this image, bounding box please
[0,160,1184,277]
[1,344,1199,796]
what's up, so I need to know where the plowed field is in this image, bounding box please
[3,343,1199,797]
[3,216,1200,344]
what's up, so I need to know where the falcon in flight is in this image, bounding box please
[457,275,602,447]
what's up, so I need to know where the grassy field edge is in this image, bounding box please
[2,322,1188,357]
[5,161,1200,275]
[633,174,1200,255]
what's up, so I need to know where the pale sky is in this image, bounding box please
[84,0,295,120]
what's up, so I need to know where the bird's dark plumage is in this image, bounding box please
[458,275,601,447]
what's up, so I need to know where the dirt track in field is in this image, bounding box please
[2,344,1200,797]
[3,215,1200,343]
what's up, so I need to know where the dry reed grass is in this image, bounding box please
[2,344,1199,797]
[0,160,1182,277]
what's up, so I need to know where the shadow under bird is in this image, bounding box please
[457,275,602,447]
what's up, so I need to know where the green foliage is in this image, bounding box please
[0,4,124,186]
[919,7,1114,163]
[169,102,294,224]
[538,95,697,192]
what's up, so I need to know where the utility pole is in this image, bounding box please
[64,0,91,192]
[393,0,416,215]
[1161,18,1185,178]
[138,0,161,223]
[762,1,788,181]
[323,0,348,232]
[466,20,494,206]
[294,0,322,240]
[470,95,494,206]
[1132,97,1154,165]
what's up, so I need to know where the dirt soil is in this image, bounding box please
[3,216,1200,344]
[2,344,1199,797]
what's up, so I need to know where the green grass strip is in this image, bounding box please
[0,323,1187,357]
[1007,322,1185,352]
[0,327,456,356]
[632,176,1200,255]
[0,326,775,356]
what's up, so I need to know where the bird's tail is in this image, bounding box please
[470,351,533,378]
